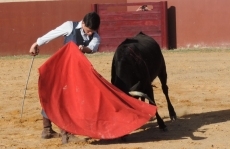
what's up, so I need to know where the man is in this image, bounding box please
[29,12,100,144]
[136,5,151,11]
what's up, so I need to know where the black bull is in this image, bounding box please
[111,32,176,130]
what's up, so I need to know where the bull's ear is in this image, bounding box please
[121,38,138,45]
[137,31,146,36]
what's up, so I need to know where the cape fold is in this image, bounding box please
[38,42,157,139]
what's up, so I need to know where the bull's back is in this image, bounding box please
[111,32,165,89]
[133,32,165,79]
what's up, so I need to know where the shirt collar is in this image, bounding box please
[76,21,82,29]
[75,21,87,36]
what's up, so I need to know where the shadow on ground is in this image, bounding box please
[91,109,230,144]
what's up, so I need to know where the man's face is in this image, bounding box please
[82,22,94,36]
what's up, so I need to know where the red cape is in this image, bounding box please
[38,42,157,139]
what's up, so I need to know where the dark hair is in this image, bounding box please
[141,5,147,9]
[83,12,100,31]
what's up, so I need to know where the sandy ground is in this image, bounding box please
[0,49,230,149]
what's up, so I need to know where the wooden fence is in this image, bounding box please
[92,1,168,52]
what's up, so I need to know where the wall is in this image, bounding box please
[1,0,230,55]
[0,0,126,55]
[94,2,168,52]
[128,0,230,49]
[0,0,51,2]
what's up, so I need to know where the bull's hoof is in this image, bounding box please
[170,115,177,121]
[159,126,168,132]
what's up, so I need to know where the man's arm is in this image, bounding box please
[83,33,100,54]
[79,45,93,54]
[29,21,73,55]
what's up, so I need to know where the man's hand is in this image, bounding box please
[79,45,84,50]
[79,45,93,54]
[79,45,85,53]
[29,42,39,56]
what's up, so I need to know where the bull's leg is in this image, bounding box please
[149,101,167,130]
[158,67,177,121]
[155,112,167,130]
[147,85,167,131]
[162,84,177,121]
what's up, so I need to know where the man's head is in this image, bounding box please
[141,5,147,9]
[82,12,100,36]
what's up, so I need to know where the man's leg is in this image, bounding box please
[41,109,60,139]
[60,129,69,144]
[41,110,86,144]
[60,129,87,144]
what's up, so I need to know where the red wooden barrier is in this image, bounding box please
[92,1,168,52]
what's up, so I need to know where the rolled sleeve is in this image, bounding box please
[87,33,100,53]
[36,21,73,46]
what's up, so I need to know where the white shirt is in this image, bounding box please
[36,21,100,53]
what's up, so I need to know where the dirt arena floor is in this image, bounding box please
[0,49,230,149]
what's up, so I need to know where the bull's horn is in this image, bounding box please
[130,81,140,91]
[129,91,155,104]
